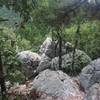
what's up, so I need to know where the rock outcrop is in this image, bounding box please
[16,38,91,79]
[80,58,100,91]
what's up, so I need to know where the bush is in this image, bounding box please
[0,26,30,82]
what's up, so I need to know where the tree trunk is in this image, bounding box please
[57,30,62,70]
[0,52,6,100]
[71,24,80,75]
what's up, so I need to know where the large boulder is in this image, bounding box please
[80,58,100,91]
[8,70,84,100]
[29,69,84,100]
[84,83,100,100]
[17,51,41,78]
[51,50,91,75]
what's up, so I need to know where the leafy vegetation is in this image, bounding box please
[0,27,31,82]
[64,20,100,59]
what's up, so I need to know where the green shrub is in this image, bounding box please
[0,27,30,82]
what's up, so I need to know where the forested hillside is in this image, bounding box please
[0,0,100,100]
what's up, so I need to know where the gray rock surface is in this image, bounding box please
[84,83,100,100]
[29,69,84,100]
[17,51,41,78]
[36,54,51,73]
[8,70,84,100]
[51,49,91,75]
[80,58,100,91]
